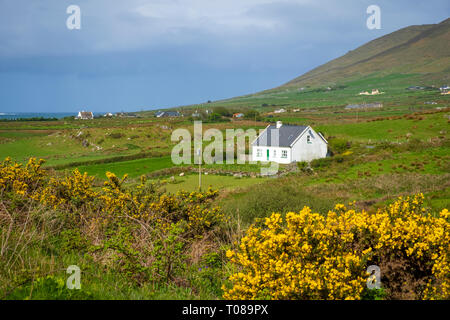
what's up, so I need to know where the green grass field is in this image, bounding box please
[161,173,268,193]
[316,112,449,142]
[74,156,176,179]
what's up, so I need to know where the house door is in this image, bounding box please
[267,149,270,161]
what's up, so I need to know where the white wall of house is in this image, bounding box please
[291,127,327,162]
[251,146,292,164]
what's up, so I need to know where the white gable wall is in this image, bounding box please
[291,127,327,162]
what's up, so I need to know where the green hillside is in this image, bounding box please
[192,18,449,111]
[284,18,450,88]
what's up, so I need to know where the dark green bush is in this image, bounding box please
[311,157,333,169]
[296,161,308,170]
[109,132,124,139]
[329,138,351,154]
[214,107,232,117]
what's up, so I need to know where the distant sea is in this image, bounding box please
[0,112,77,120]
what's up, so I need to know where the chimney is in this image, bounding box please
[276,121,282,129]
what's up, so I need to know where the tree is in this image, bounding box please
[214,107,232,117]
[244,110,261,121]
[207,112,223,122]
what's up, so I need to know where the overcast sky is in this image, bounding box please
[0,0,448,113]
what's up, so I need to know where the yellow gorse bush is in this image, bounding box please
[0,157,225,236]
[35,169,98,208]
[0,157,227,287]
[223,194,449,300]
[0,157,46,196]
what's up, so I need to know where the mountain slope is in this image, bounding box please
[284,18,450,88]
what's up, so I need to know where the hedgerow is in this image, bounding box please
[0,157,226,292]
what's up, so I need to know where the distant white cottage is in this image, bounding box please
[251,121,328,164]
[76,111,93,120]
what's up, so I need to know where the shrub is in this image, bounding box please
[244,110,261,121]
[206,113,223,123]
[109,132,124,139]
[311,157,332,169]
[0,157,46,196]
[329,138,351,154]
[214,107,232,117]
[1,158,227,290]
[296,161,308,170]
[223,194,450,300]
[334,156,344,163]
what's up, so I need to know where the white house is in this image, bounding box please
[251,121,328,164]
[76,111,93,120]
[359,89,384,95]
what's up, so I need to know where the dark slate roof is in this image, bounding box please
[252,124,308,147]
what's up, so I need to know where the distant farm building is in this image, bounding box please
[345,103,383,110]
[440,86,449,95]
[233,113,244,118]
[116,112,138,118]
[76,111,93,120]
[273,108,286,113]
[359,89,383,95]
[252,121,328,164]
[407,86,425,91]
